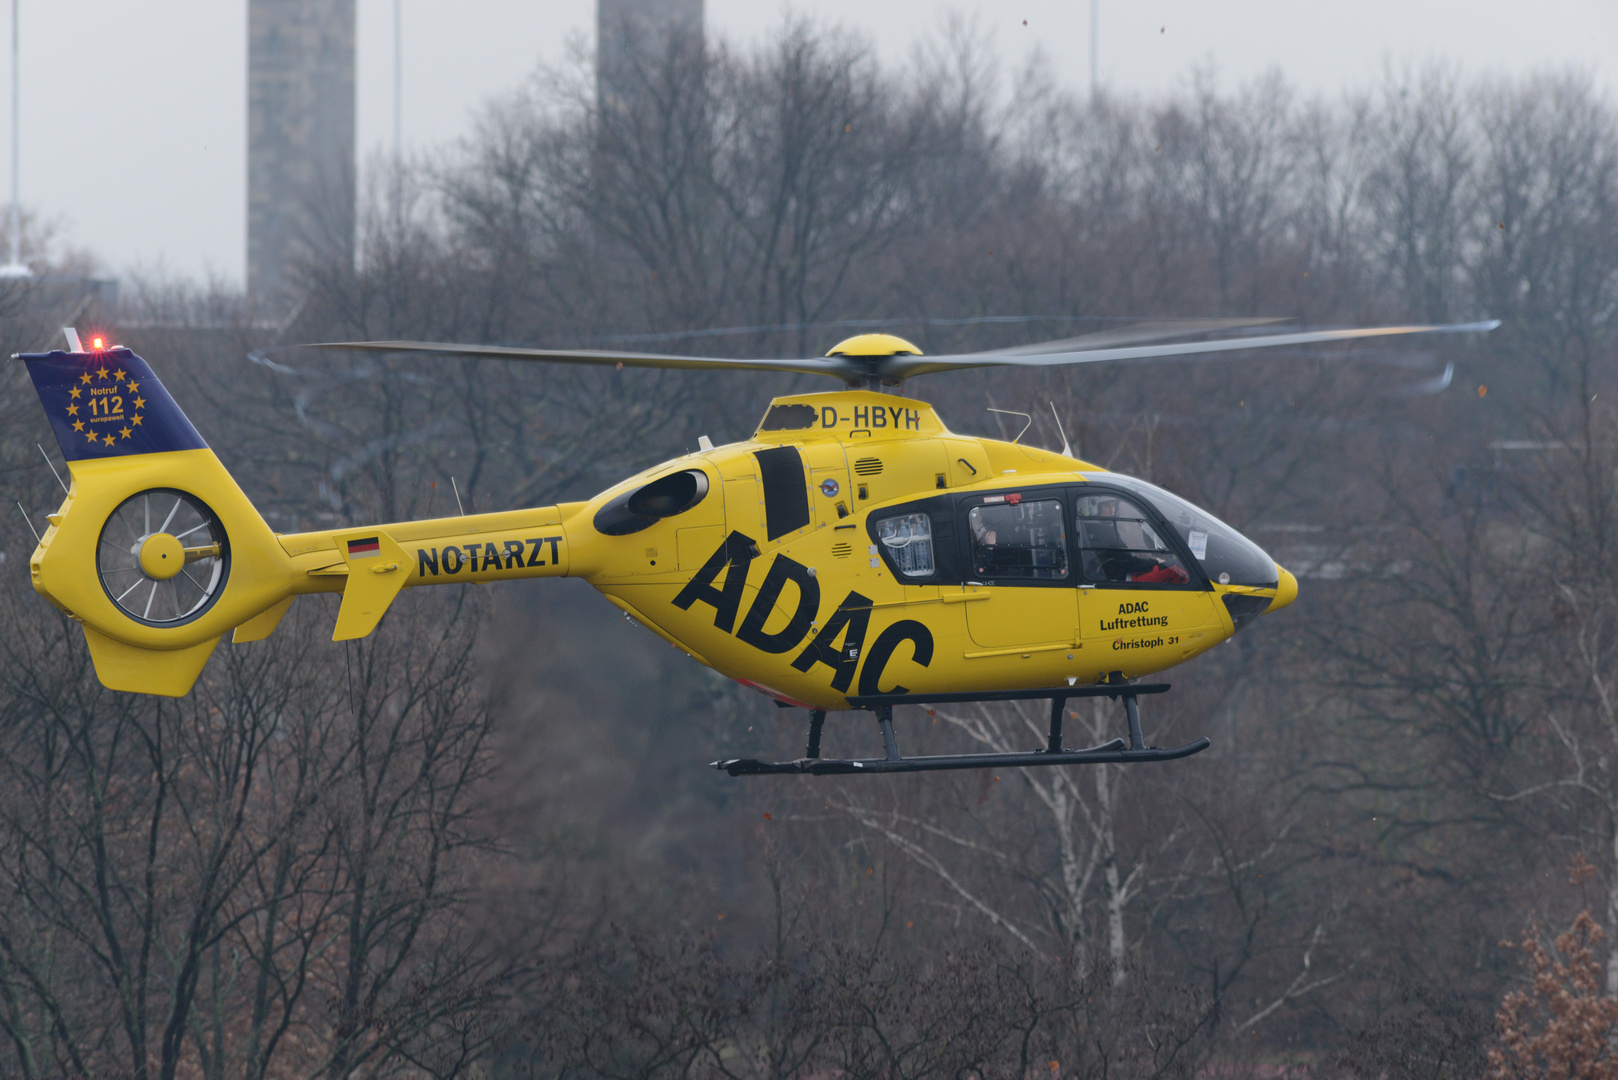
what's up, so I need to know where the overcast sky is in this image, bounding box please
[10,0,1615,285]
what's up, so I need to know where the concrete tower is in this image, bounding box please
[597,0,703,110]
[248,0,355,307]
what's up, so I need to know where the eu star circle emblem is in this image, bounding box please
[820,478,840,497]
[70,367,145,450]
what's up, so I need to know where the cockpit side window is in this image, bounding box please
[1074,492,1192,586]
[967,499,1068,581]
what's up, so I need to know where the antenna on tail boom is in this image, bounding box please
[15,501,38,543]
[38,444,67,494]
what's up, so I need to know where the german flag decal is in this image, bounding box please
[347,537,381,558]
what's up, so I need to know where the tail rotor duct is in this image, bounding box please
[96,489,230,625]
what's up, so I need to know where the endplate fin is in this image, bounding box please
[332,531,411,641]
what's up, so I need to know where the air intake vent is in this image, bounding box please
[853,457,883,476]
[1223,593,1272,633]
[831,542,853,558]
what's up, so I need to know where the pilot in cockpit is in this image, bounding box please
[1086,496,1189,585]
[969,514,1000,575]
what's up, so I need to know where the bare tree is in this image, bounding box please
[0,574,510,1079]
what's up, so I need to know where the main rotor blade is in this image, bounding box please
[306,339,857,379]
[984,317,1287,356]
[308,319,1500,385]
[888,320,1502,378]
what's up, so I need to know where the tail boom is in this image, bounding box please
[277,505,575,640]
[19,346,576,696]
[31,455,576,692]
[31,448,300,629]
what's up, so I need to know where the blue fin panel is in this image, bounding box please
[18,349,208,462]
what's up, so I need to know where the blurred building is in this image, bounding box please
[597,0,703,111]
[3,276,119,354]
[247,0,355,309]
[37,276,119,320]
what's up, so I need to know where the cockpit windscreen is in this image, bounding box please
[1084,474,1279,589]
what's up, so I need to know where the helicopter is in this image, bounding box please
[17,317,1496,776]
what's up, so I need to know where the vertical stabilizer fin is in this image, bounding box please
[18,347,207,462]
[82,626,220,697]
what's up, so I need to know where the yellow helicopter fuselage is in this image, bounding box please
[541,389,1295,709]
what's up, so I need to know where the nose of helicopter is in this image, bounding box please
[1267,566,1298,614]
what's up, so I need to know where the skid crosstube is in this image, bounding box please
[713,683,1211,777]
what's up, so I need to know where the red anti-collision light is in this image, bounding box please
[91,337,104,351]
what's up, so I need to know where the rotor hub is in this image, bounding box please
[824,333,921,358]
[138,532,186,580]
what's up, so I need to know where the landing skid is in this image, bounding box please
[713,683,1210,777]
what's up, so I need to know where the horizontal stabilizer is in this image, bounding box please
[233,596,295,643]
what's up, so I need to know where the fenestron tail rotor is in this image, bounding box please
[96,489,229,626]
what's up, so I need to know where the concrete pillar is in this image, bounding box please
[597,0,703,111]
[248,0,355,308]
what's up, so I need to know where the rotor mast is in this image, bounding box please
[826,332,916,393]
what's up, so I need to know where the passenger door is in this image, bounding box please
[958,493,1079,652]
